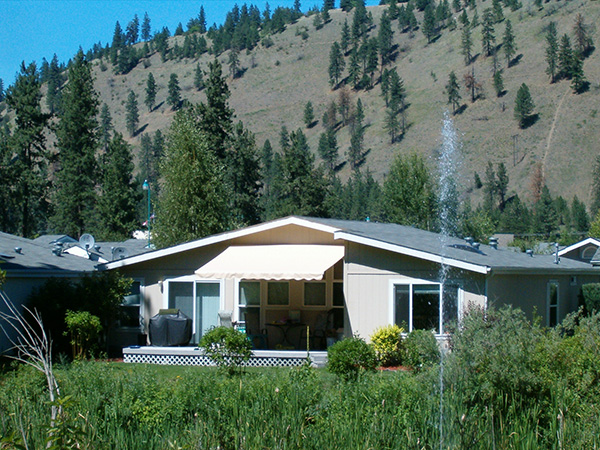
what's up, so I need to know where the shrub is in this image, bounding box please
[370,324,404,367]
[327,336,377,380]
[582,283,600,313]
[404,329,440,371]
[199,326,253,375]
[64,310,102,360]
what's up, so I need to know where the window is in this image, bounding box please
[166,279,221,343]
[547,281,559,327]
[393,281,460,335]
[267,282,289,305]
[332,282,344,307]
[304,282,326,306]
[239,281,260,334]
[120,280,142,328]
[581,246,597,261]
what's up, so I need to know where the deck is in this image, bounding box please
[122,346,328,368]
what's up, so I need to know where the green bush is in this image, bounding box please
[404,329,440,371]
[327,336,377,380]
[64,310,102,360]
[199,326,253,375]
[370,324,404,367]
[582,283,600,313]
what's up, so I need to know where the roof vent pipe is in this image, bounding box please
[489,237,498,249]
[14,247,22,254]
[465,237,474,245]
[472,242,480,250]
[554,242,560,264]
[526,249,533,257]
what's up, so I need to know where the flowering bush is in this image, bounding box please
[370,324,404,367]
[199,326,253,375]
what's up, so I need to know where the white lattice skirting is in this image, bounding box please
[122,347,327,368]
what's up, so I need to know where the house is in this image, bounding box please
[558,237,600,264]
[0,232,150,353]
[100,216,600,352]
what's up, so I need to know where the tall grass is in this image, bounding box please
[1,307,599,449]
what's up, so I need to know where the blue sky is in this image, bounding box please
[1,0,378,87]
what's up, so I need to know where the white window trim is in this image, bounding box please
[302,281,328,308]
[546,280,559,327]
[163,275,224,337]
[234,279,261,323]
[389,277,463,336]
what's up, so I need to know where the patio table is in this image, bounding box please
[266,323,307,349]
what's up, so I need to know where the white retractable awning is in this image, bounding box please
[195,245,344,281]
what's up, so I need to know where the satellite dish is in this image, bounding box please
[79,234,96,250]
[112,247,129,260]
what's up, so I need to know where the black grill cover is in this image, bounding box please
[149,310,193,346]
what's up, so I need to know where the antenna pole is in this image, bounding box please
[143,180,152,248]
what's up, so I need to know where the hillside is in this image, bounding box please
[5,0,600,209]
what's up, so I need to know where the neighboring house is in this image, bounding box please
[100,217,600,348]
[558,237,600,264]
[0,232,149,353]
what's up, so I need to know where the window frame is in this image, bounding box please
[119,278,145,330]
[546,280,559,327]
[389,278,462,336]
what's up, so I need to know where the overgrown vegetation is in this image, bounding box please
[2,305,600,448]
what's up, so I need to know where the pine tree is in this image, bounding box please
[125,90,139,136]
[461,25,473,65]
[195,59,234,160]
[46,54,63,114]
[328,41,345,88]
[348,99,365,170]
[99,103,113,151]
[167,73,181,110]
[573,13,594,57]
[545,22,559,83]
[348,47,362,89]
[341,20,351,54]
[459,9,469,28]
[126,14,139,45]
[481,8,496,56]
[422,4,438,43]
[225,122,263,226]
[571,195,589,233]
[514,83,535,128]
[141,12,151,41]
[378,10,394,68]
[318,130,339,172]
[194,63,204,90]
[95,133,140,240]
[51,51,99,238]
[558,34,574,80]
[4,62,51,237]
[502,19,516,66]
[492,0,504,23]
[145,72,157,112]
[0,79,4,102]
[493,70,504,97]
[463,66,481,103]
[198,6,207,33]
[570,54,587,94]
[446,71,461,114]
[111,21,124,65]
[228,48,240,79]
[153,110,231,247]
[304,101,315,127]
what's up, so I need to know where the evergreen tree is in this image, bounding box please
[153,110,231,248]
[378,10,394,68]
[422,4,438,43]
[532,185,557,237]
[175,22,184,36]
[4,62,51,237]
[139,133,153,182]
[228,48,240,78]
[463,66,481,103]
[492,0,504,23]
[225,122,263,226]
[51,51,99,238]
[167,73,181,110]
[145,72,157,112]
[459,9,469,28]
[46,54,63,114]
[461,25,473,65]
[95,133,140,240]
[558,34,574,79]
[141,12,151,41]
[341,19,351,54]
[573,13,594,57]
[0,79,4,102]
[0,125,17,233]
[493,70,504,97]
[125,90,139,136]
[481,8,496,56]
[384,108,401,143]
[571,195,589,233]
[545,22,559,83]
[198,6,207,33]
[348,99,365,170]
[496,162,509,211]
[99,103,113,151]
[514,83,535,128]
[383,152,437,230]
[328,41,345,88]
[194,63,204,90]
[502,19,516,66]
[446,71,461,114]
[196,59,234,160]
[304,101,315,127]
[348,46,362,89]
[318,130,339,172]
[323,0,335,12]
[570,54,588,94]
[111,21,125,65]
[126,14,139,45]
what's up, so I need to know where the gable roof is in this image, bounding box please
[101,217,598,275]
[558,237,600,257]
